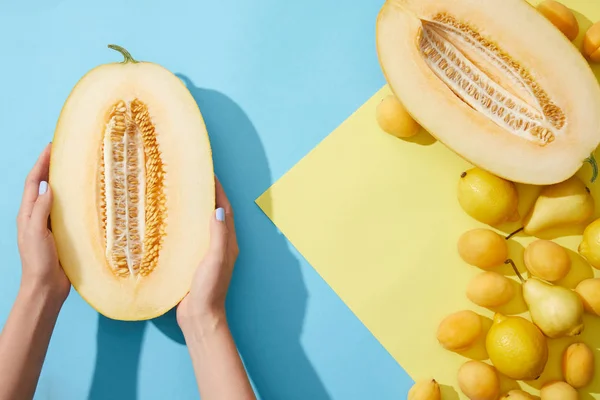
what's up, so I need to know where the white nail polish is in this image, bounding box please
[216,207,225,222]
[39,181,48,195]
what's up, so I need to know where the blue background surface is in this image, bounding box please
[0,1,413,398]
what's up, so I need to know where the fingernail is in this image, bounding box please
[216,207,225,222]
[39,181,48,195]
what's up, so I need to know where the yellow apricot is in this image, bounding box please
[466,272,514,308]
[583,21,600,63]
[500,390,538,399]
[524,240,571,282]
[458,229,508,270]
[540,381,578,400]
[436,310,482,351]
[562,342,594,388]
[575,278,600,315]
[457,361,500,400]
[537,0,579,41]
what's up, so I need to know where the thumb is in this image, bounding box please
[206,207,228,262]
[30,181,53,234]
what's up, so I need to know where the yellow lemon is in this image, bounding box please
[485,314,548,380]
[457,168,519,226]
[375,95,420,138]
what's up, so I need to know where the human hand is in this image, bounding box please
[177,178,239,327]
[16,143,70,305]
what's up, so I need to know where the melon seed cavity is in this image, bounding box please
[100,99,167,278]
[418,13,566,145]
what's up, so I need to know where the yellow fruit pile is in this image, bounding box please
[382,1,600,398]
[408,162,599,399]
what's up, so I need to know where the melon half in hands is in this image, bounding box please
[376,0,600,185]
[50,45,215,321]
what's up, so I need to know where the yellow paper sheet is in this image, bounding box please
[257,2,600,398]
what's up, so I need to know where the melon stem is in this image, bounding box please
[505,259,525,283]
[505,227,524,240]
[584,154,598,183]
[108,44,138,64]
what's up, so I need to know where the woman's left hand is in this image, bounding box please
[16,143,70,304]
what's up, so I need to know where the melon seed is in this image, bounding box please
[418,13,565,146]
[101,99,167,278]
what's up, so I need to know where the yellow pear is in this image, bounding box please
[407,379,441,400]
[522,278,584,339]
[520,176,594,236]
[508,260,584,338]
[578,218,600,269]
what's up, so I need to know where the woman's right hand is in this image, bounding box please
[176,178,239,327]
[175,178,254,400]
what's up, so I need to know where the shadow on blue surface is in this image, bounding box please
[180,75,331,400]
[88,309,184,400]
[88,76,330,400]
[88,316,145,400]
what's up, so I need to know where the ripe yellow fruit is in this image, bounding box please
[457,361,500,400]
[583,21,600,63]
[578,218,600,269]
[575,278,600,315]
[536,0,579,41]
[466,272,514,308]
[562,342,594,388]
[376,0,600,185]
[486,314,548,380]
[457,168,519,226]
[376,95,420,138]
[500,390,538,399]
[520,176,594,237]
[540,381,578,400]
[407,379,441,400]
[50,45,215,320]
[458,229,508,270]
[436,310,482,351]
[524,240,571,282]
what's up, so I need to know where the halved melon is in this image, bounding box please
[376,0,600,185]
[50,45,215,321]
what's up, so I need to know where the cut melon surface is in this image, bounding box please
[376,0,600,185]
[50,46,215,321]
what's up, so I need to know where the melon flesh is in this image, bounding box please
[376,0,600,185]
[50,46,214,321]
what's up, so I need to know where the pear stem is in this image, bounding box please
[505,227,524,240]
[585,154,598,183]
[505,259,525,283]
[108,44,138,64]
